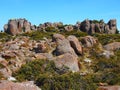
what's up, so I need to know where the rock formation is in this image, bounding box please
[52,34,80,72]
[4,18,31,35]
[79,19,117,34]
[81,36,98,47]
[54,53,80,72]
[4,18,118,35]
[67,35,83,55]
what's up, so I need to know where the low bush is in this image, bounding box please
[13,59,98,90]
[0,32,12,42]
[92,33,120,45]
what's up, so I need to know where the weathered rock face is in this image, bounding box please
[54,38,77,56]
[0,80,41,90]
[67,35,83,55]
[107,19,117,34]
[77,19,117,34]
[52,34,80,72]
[81,36,98,47]
[80,19,91,33]
[90,23,95,34]
[4,19,31,35]
[52,33,65,42]
[54,53,80,72]
[103,42,120,51]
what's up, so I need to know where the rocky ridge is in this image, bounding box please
[4,18,118,35]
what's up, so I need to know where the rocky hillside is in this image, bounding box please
[0,18,120,90]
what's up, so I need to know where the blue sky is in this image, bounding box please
[0,0,120,30]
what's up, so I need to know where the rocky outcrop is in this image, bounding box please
[53,34,77,56]
[80,19,91,33]
[78,19,117,34]
[0,80,41,90]
[67,35,82,55]
[81,36,98,47]
[4,18,31,35]
[52,34,80,72]
[55,38,77,56]
[103,42,120,51]
[4,18,118,35]
[107,19,117,34]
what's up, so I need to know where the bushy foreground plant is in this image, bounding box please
[13,59,98,90]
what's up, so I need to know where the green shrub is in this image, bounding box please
[0,32,12,42]
[36,73,98,90]
[45,27,58,33]
[60,30,88,37]
[91,50,120,85]
[21,31,54,40]
[13,59,57,81]
[92,33,120,45]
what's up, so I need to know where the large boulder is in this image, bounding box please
[0,80,41,90]
[103,42,120,51]
[80,19,90,33]
[4,18,31,35]
[67,35,83,55]
[54,38,77,56]
[81,36,98,47]
[107,19,117,34]
[53,34,80,72]
[52,33,65,42]
[53,34,78,57]
[54,53,80,72]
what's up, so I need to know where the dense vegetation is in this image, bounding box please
[13,59,98,90]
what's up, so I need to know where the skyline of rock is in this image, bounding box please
[3,18,118,35]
